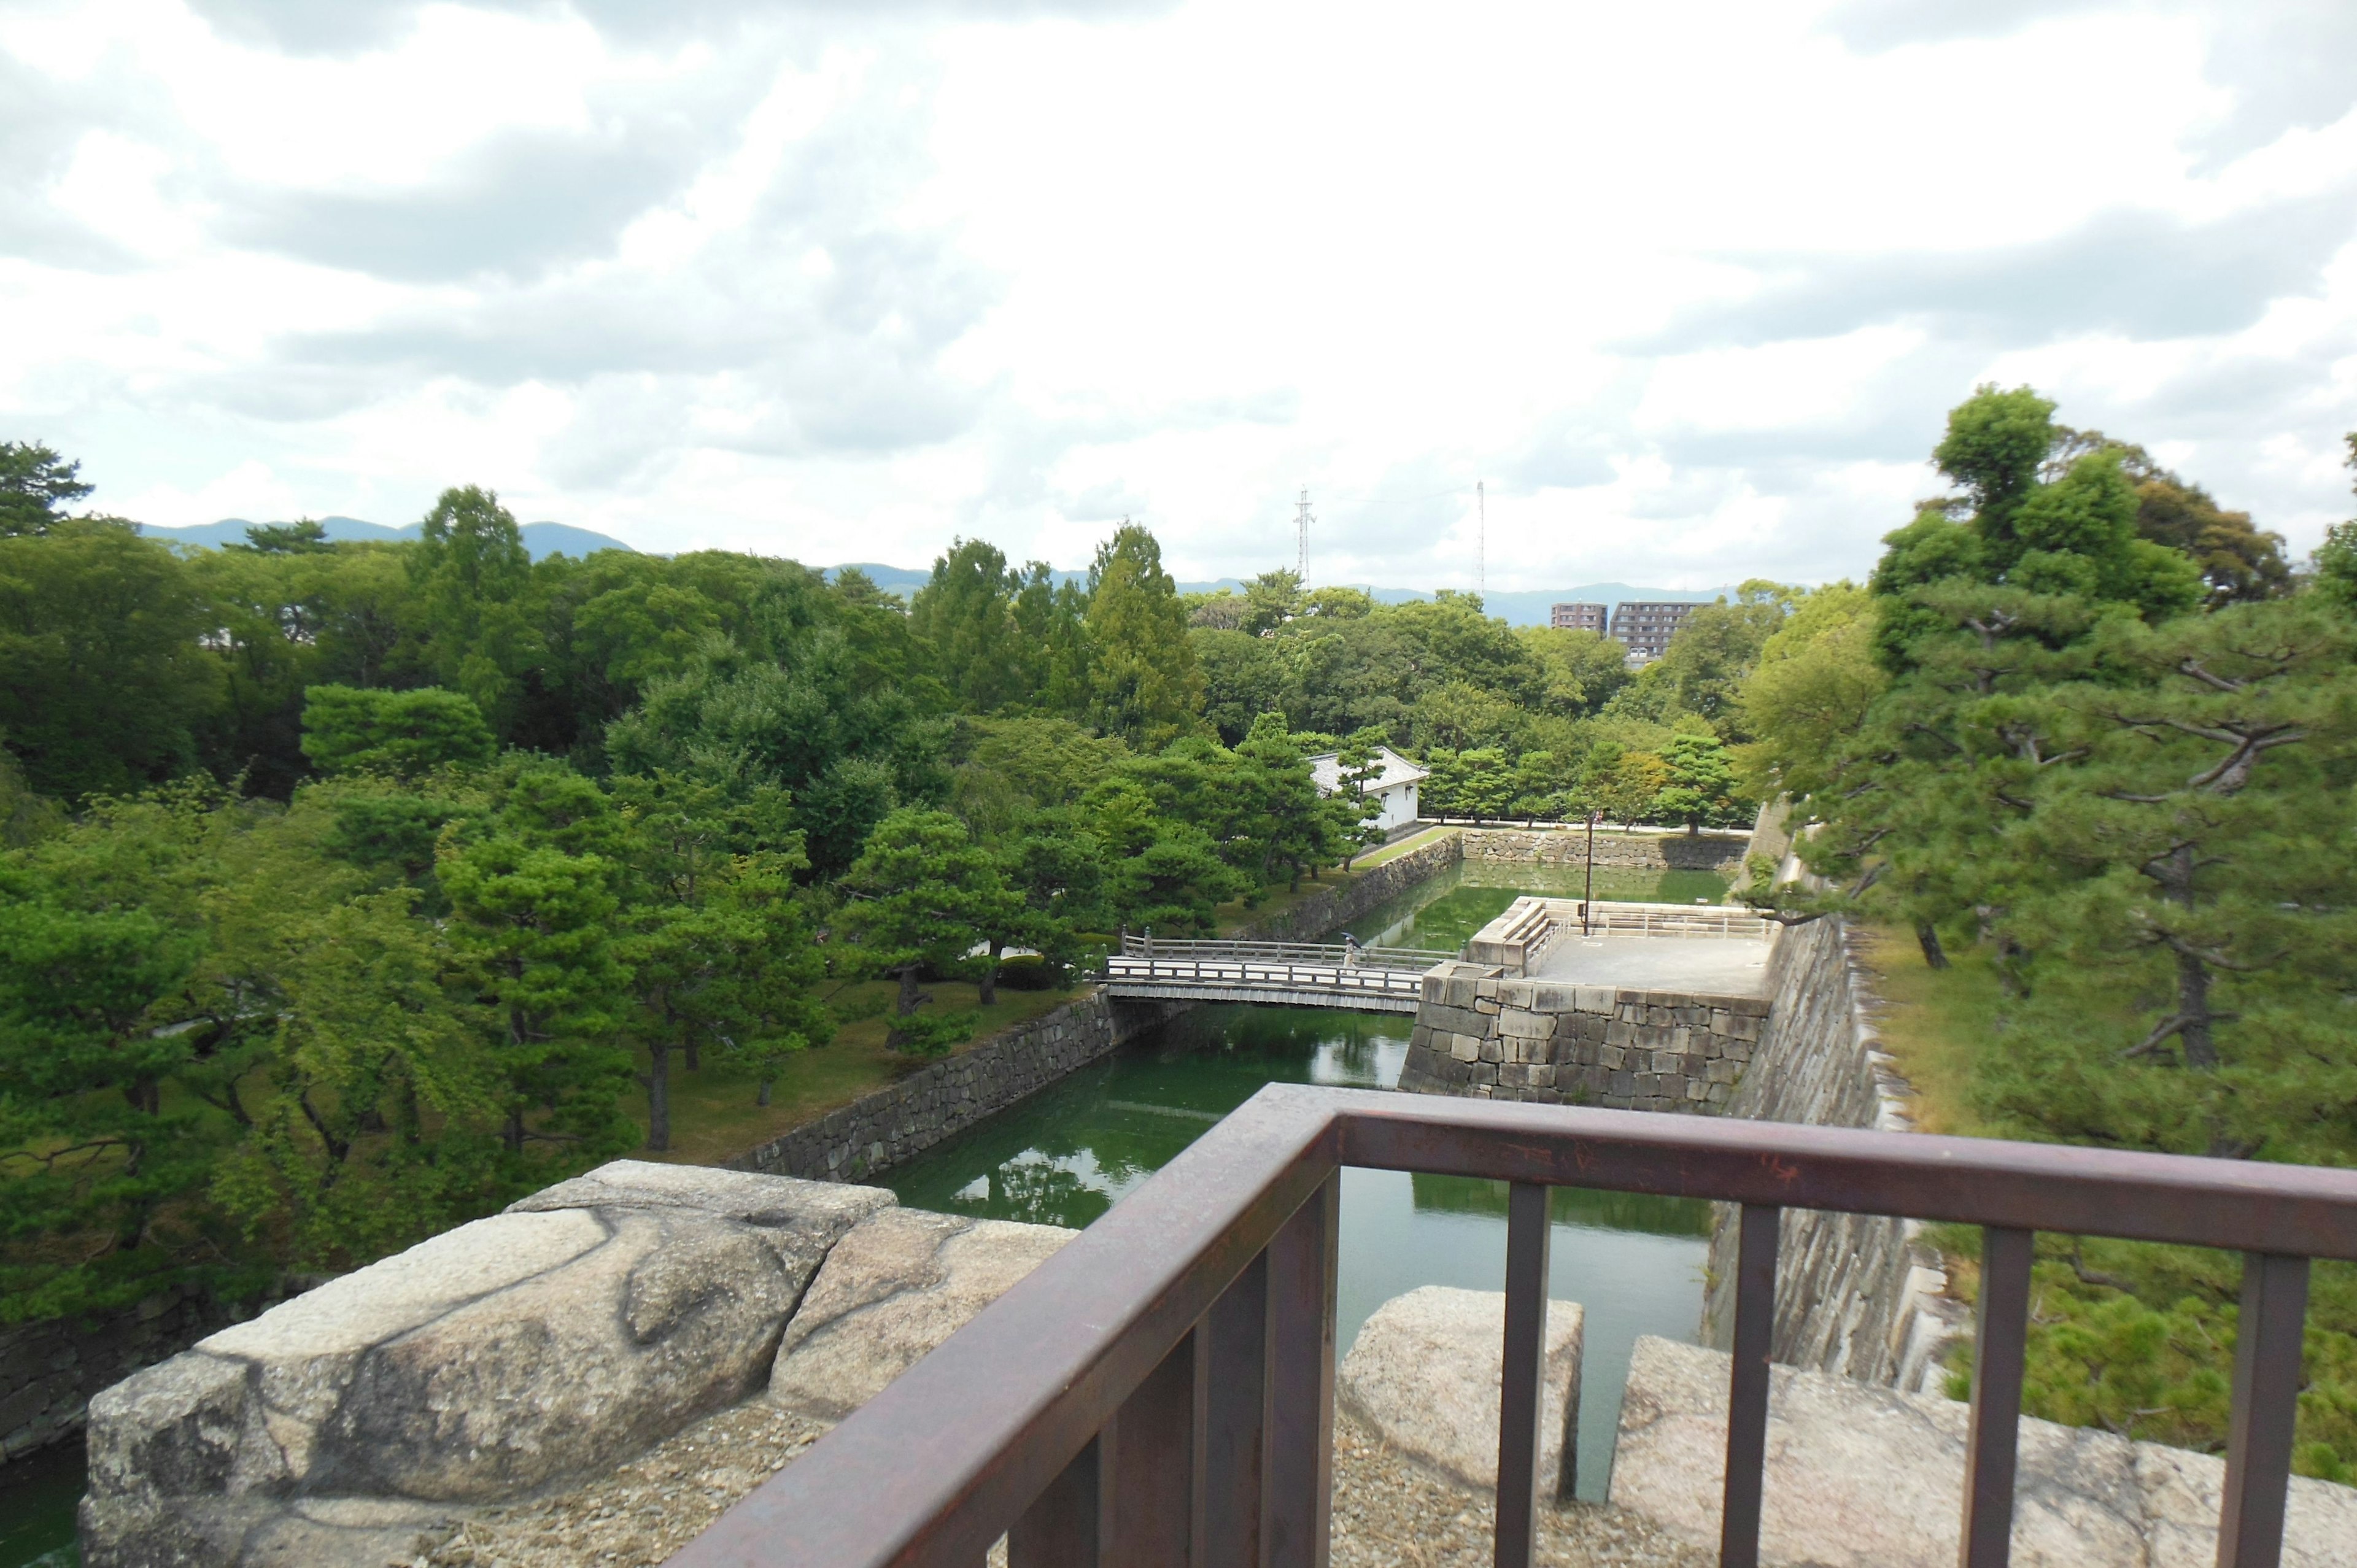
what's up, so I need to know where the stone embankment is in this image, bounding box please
[1698,917,1963,1389]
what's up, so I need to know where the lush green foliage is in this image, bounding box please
[1744,385,2348,1473]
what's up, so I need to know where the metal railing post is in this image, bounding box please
[1262,1174,1339,1568]
[1719,1203,1779,1568]
[1495,1182,1552,1568]
[1200,1252,1270,1565]
[1010,1434,1107,1566]
[2217,1253,2311,1568]
[1960,1226,2035,1568]
[1109,1330,1198,1568]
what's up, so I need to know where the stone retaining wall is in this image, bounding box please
[727,993,1192,1184]
[1396,961,1767,1113]
[0,1284,266,1468]
[1225,832,1464,942]
[1698,917,1964,1390]
[1458,827,1746,873]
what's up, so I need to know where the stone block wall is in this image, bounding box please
[0,1278,313,1470]
[1458,827,1747,874]
[1698,917,1964,1391]
[1227,832,1464,943]
[1397,960,1767,1113]
[729,993,1190,1184]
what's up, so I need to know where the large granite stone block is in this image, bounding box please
[1611,1336,2357,1567]
[83,1164,891,1568]
[1337,1286,1582,1497]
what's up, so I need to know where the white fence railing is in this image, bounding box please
[1115,933,1452,974]
[1101,954,1428,1002]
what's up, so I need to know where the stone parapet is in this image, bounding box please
[1397,960,1765,1114]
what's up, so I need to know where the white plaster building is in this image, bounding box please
[1306,745,1429,836]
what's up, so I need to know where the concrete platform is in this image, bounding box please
[1529,932,1772,996]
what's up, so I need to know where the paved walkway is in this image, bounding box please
[1530,933,1772,996]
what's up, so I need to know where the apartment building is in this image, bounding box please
[1609,600,1698,663]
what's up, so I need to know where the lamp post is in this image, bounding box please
[1582,811,1598,936]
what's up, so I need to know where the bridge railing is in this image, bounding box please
[668,1086,2357,1568]
[1115,933,1453,973]
[1101,954,1426,1002]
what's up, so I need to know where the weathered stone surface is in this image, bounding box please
[1610,1336,2357,1567]
[84,1163,894,1568]
[770,1208,1074,1419]
[1336,1286,1582,1496]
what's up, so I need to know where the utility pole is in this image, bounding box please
[1295,487,1312,582]
[1476,479,1486,604]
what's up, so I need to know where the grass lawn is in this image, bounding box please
[1852,924,2007,1138]
[624,978,1085,1167]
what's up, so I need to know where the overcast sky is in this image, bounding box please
[4,0,2355,590]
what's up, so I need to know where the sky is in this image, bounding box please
[2,0,2355,591]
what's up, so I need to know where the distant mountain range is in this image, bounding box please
[133,527,1730,626]
[822,565,1733,629]
[141,516,633,563]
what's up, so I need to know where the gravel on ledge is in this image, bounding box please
[419,1402,1707,1568]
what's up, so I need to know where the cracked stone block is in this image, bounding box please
[82,1163,891,1568]
[770,1208,1074,1421]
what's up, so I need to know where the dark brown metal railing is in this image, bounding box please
[667,1086,2357,1568]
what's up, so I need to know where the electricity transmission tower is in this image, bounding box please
[1295,488,1313,582]
[1476,479,1486,603]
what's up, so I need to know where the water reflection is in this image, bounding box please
[883,1002,1709,1499]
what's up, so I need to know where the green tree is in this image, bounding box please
[613,773,823,1146]
[1086,523,1203,744]
[436,767,635,1169]
[1656,733,1739,834]
[1331,727,1391,869]
[210,886,501,1269]
[837,809,1008,1051]
[1732,583,1886,800]
[300,685,496,778]
[0,441,95,537]
[910,539,1028,713]
[1234,712,1342,890]
[1647,584,1791,737]
[0,522,221,801]
[408,486,540,735]
[1241,568,1304,635]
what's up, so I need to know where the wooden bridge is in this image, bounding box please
[1098,935,1453,1013]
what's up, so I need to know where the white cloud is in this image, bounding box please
[1,0,2353,589]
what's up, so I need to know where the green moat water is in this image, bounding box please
[0,860,1729,1558]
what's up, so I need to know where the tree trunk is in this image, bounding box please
[503,1105,526,1154]
[897,964,923,1017]
[683,1040,701,1073]
[643,1043,671,1152]
[2175,946,2220,1071]
[757,1077,773,1107]
[978,940,1003,1007]
[1916,922,1949,970]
